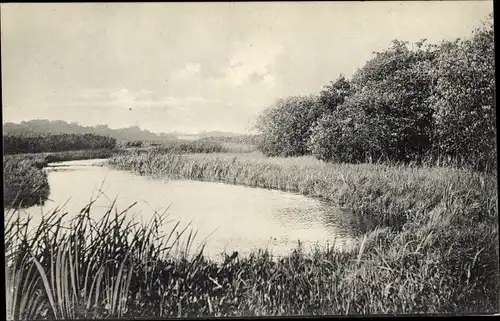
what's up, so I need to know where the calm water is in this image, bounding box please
[20,159,362,259]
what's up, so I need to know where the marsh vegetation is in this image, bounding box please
[3,13,498,318]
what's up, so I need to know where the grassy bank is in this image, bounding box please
[6,148,121,165]
[104,150,499,314]
[108,151,498,231]
[151,139,256,154]
[5,148,499,316]
[3,149,120,208]
[4,196,498,319]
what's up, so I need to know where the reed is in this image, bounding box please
[5,194,498,318]
[150,139,255,154]
[4,149,498,317]
[3,156,50,208]
[108,151,498,231]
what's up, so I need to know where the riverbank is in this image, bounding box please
[108,151,498,231]
[4,150,499,316]
[104,150,499,314]
[3,149,120,208]
[5,192,498,318]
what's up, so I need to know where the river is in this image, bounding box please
[18,159,362,260]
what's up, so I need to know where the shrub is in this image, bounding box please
[256,95,323,157]
[3,133,117,155]
[429,16,496,170]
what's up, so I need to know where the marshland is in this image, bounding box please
[3,2,498,319]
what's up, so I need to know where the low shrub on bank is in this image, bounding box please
[3,156,50,208]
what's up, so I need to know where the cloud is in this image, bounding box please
[72,88,212,110]
[212,42,282,88]
[165,33,283,91]
[171,63,201,82]
[247,72,276,86]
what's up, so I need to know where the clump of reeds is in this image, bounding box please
[4,196,203,319]
[5,195,498,319]
[140,138,257,155]
[155,139,228,154]
[3,156,50,208]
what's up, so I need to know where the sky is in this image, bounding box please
[1,2,493,134]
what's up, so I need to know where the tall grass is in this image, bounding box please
[4,197,201,319]
[4,194,498,318]
[108,151,498,231]
[140,139,256,154]
[3,156,50,208]
[105,150,499,314]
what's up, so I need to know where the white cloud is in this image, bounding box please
[214,42,283,88]
[171,63,201,82]
[259,74,275,86]
[72,88,212,110]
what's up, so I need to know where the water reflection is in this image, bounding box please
[21,159,361,259]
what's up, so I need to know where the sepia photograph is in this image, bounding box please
[2,1,498,318]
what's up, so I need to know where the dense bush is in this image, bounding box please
[256,95,324,157]
[256,76,352,158]
[258,15,495,170]
[308,107,376,163]
[3,133,117,155]
[310,40,436,163]
[318,75,352,114]
[429,18,496,170]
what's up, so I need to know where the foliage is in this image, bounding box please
[255,95,324,157]
[3,156,50,208]
[3,133,117,155]
[318,74,352,114]
[429,17,496,170]
[260,15,495,170]
[309,40,437,163]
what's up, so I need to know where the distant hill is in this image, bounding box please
[2,119,252,142]
[2,119,179,142]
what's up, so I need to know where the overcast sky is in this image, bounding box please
[1,2,493,134]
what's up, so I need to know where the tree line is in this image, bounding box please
[3,133,117,155]
[256,15,495,171]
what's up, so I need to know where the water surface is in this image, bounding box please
[20,159,362,259]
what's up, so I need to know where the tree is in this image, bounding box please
[256,95,322,157]
[318,74,352,114]
[429,15,495,169]
[310,39,438,163]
